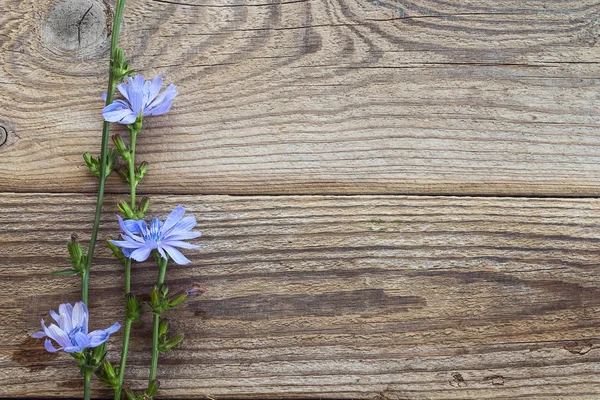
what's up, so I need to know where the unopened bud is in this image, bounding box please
[82,152,101,178]
[118,201,134,219]
[158,318,169,338]
[116,166,130,184]
[146,379,160,397]
[112,134,130,161]
[137,197,150,218]
[135,161,148,182]
[106,238,127,262]
[125,293,143,322]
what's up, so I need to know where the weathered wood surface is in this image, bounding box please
[2,193,600,398]
[1,0,600,195]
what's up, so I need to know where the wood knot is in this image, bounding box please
[0,126,7,148]
[449,372,467,388]
[42,0,110,58]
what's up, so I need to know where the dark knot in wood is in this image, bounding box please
[43,0,110,57]
[0,126,7,148]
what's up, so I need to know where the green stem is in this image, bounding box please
[128,130,137,209]
[84,372,92,400]
[82,0,127,305]
[124,259,131,294]
[149,256,168,385]
[114,129,138,400]
[149,312,160,384]
[114,318,132,400]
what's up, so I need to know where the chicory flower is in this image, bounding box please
[31,302,120,353]
[102,75,178,124]
[109,205,200,265]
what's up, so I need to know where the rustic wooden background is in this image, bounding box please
[2,0,600,398]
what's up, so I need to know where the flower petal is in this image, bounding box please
[161,206,185,234]
[58,306,73,333]
[88,322,120,347]
[146,84,178,116]
[164,231,202,241]
[44,322,71,348]
[72,331,90,348]
[58,303,73,320]
[127,76,146,114]
[103,104,137,124]
[162,240,199,249]
[146,76,163,104]
[49,310,61,324]
[104,322,121,334]
[167,216,197,236]
[110,239,142,249]
[72,302,88,333]
[161,244,191,265]
[117,82,130,102]
[31,330,46,339]
[44,339,61,353]
[118,215,144,237]
[157,246,167,260]
[130,246,152,262]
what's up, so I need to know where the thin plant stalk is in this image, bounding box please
[114,129,138,400]
[84,372,92,400]
[149,256,168,384]
[82,0,128,305]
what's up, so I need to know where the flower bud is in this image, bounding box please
[66,234,87,274]
[159,333,184,353]
[111,47,133,83]
[125,293,143,322]
[112,134,130,161]
[116,166,130,184]
[106,238,126,262]
[82,152,101,178]
[158,318,169,338]
[135,161,148,183]
[146,380,160,397]
[67,235,83,266]
[118,200,135,219]
[124,387,137,400]
[96,360,119,389]
[136,197,150,218]
[91,342,107,366]
[105,149,118,178]
[149,285,161,311]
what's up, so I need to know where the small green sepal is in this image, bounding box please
[146,379,160,397]
[95,360,119,389]
[112,134,131,161]
[125,293,143,322]
[106,237,127,262]
[111,47,134,83]
[73,343,107,377]
[118,200,135,219]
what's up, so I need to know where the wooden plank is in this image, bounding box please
[1,0,600,195]
[2,193,600,398]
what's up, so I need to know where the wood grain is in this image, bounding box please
[1,0,600,195]
[2,193,600,398]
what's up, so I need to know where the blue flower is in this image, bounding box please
[31,302,120,353]
[102,75,178,124]
[109,206,200,265]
